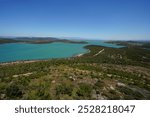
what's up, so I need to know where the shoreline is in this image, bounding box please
[0,44,91,66]
[0,50,91,66]
[0,41,126,66]
[75,49,91,57]
[0,59,47,65]
[0,45,95,66]
[75,53,84,57]
[0,53,86,66]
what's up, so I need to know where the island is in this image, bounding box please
[0,37,88,44]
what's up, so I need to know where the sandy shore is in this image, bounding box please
[75,49,91,57]
[75,53,84,57]
[0,60,47,66]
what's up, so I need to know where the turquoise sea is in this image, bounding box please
[0,40,124,63]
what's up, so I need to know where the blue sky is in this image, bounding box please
[0,0,150,40]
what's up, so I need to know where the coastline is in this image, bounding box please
[0,50,91,65]
[0,40,126,66]
[0,59,47,66]
[74,49,91,57]
[0,47,92,65]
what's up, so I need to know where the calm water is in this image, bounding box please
[0,40,124,63]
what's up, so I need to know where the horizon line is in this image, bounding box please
[0,35,150,41]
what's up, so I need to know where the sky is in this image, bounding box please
[0,0,150,40]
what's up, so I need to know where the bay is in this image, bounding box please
[0,40,124,63]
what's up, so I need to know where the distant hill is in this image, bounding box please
[0,37,88,44]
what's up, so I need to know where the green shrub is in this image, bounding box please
[76,83,92,98]
[56,83,73,96]
[6,83,23,99]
